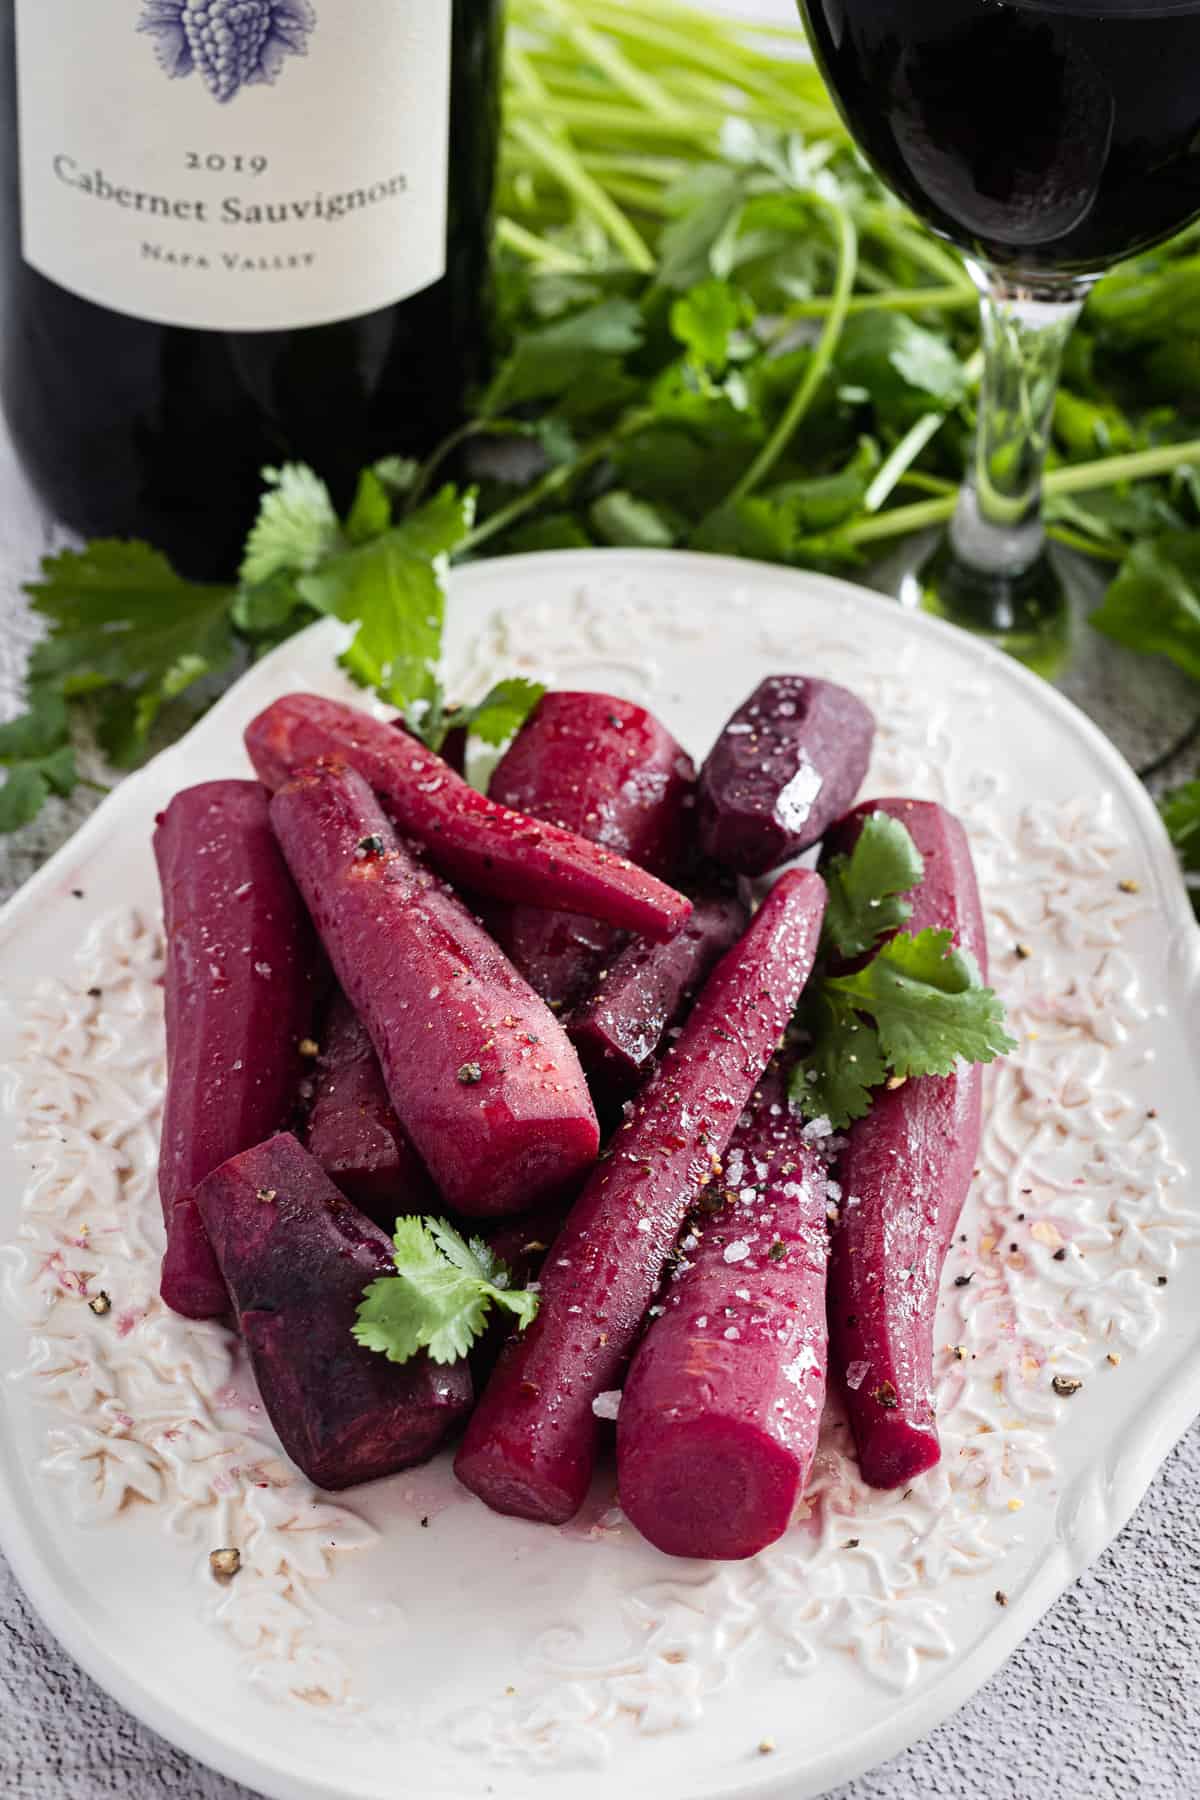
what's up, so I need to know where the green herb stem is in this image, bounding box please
[509,116,658,269]
[495,216,592,271]
[842,438,1200,547]
[459,410,656,554]
[721,198,859,508]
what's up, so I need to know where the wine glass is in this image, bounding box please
[795,0,1200,651]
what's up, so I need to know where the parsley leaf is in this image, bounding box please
[1162,779,1200,873]
[789,987,888,1128]
[462,677,547,749]
[0,691,78,831]
[835,314,969,429]
[240,464,342,586]
[482,299,644,416]
[1091,533,1200,680]
[25,542,236,765]
[822,811,925,959]
[828,928,1018,1079]
[297,486,475,715]
[353,1216,540,1365]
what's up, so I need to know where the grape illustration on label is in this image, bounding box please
[137,0,317,103]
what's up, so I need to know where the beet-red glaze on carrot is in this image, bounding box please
[454,869,827,1526]
[485,691,695,1009]
[824,798,987,1489]
[270,762,600,1219]
[155,780,321,1319]
[244,694,692,943]
[618,1067,829,1560]
[194,1133,471,1488]
[490,692,695,878]
[304,990,437,1227]
[569,893,748,1101]
[698,675,875,876]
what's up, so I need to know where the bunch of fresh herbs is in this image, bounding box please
[3,0,1200,883]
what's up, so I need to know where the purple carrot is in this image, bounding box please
[269,761,600,1218]
[155,780,321,1319]
[245,693,692,943]
[618,1067,829,1560]
[454,869,828,1526]
[304,990,437,1226]
[482,690,696,1010]
[194,1134,471,1488]
[825,798,987,1489]
[698,675,875,875]
[569,893,748,1102]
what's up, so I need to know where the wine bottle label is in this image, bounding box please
[13,2,452,331]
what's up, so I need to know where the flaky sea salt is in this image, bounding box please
[592,1390,622,1422]
[723,1240,750,1264]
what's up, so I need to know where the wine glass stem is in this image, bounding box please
[950,261,1091,578]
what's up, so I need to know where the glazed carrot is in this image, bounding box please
[454,869,827,1525]
[484,690,695,1010]
[825,798,987,1489]
[154,780,321,1319]
[194,1133,471,1489]
[698,675,875,875]
[618,1067,829,1560]
[304,990,437,1226]
[569,893,748,1102]
[270,761,600,1218]
[245,693,692,942]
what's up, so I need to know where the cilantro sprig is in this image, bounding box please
[354,1218,540,1366]
[6,0,1200,860]
[790,818,1017,1128]
[2,463,543,829]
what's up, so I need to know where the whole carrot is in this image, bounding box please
[824,798,987,1489]
[245,693,692,943]
[270,761,600,1218]
[455,869,827,1525]
[155,780,321,1318]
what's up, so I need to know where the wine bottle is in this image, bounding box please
[0,1,503,578]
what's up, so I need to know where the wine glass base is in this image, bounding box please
[898,534,1071,679]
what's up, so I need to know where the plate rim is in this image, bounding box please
[0,544,1196,1800]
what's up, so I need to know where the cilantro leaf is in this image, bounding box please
[1161,779,1200,873]
[1092,533,1200,680]
[835,314,969,429]
[828,928,1017,1079]
[483,299,644,416]
[240,464,342,586]
[297,487,474,715]
[462,677,546,749]
[345,469,394,545]
[353,1216,540,1366]
[789,987,887,1129]
[25,542,236,765]
[670,279,753,373]
[0,692,79,831]
[822,811,925,959]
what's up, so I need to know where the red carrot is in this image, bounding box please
[245,693,692,942]
[270,761,600,1218]
[618,1067,829,1560]
[154,781,321,1319]
[304,990,437,1226]
[484,690,694,1010]
[454,869,827,1525]
[194,1134,471,1489]
[825,798,987,1489]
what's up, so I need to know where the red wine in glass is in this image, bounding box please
[796,0,1200,648]
[800,0,1200,275]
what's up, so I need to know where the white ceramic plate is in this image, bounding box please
[0,549,1196,1800]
